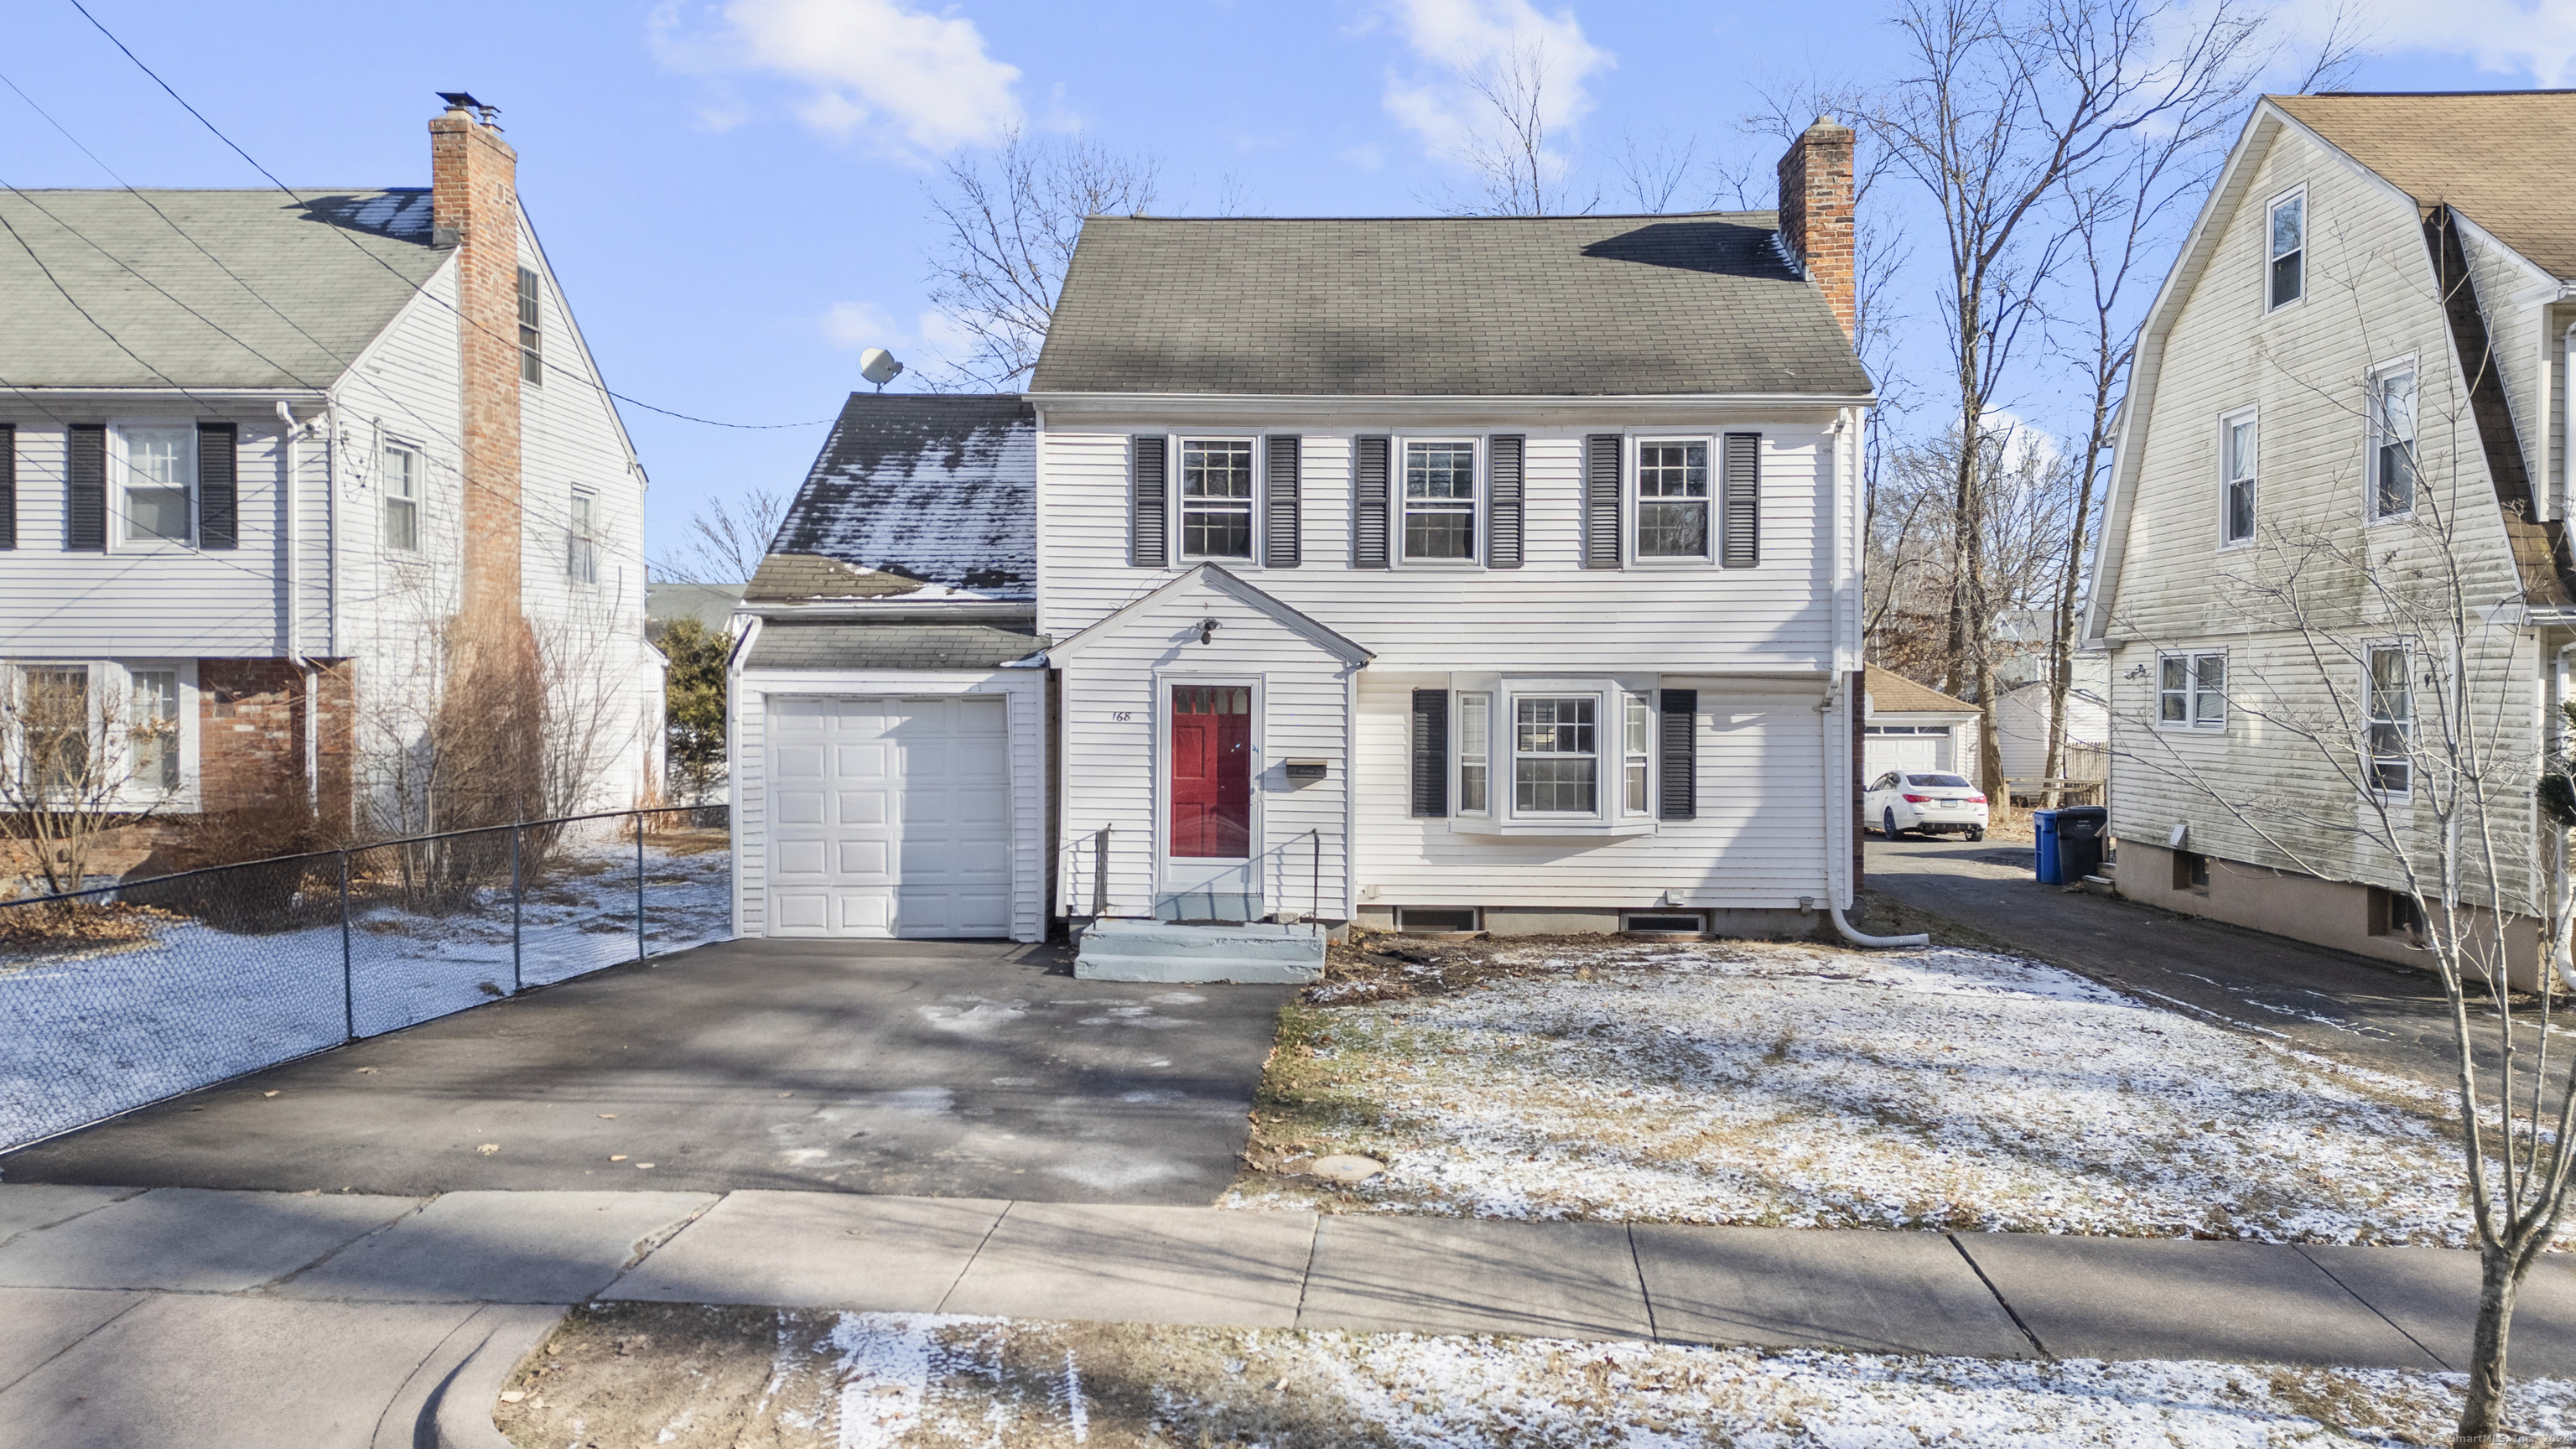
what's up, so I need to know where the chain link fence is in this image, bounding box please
[0,806,731,1151]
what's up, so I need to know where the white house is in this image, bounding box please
[727,121,1877,944]
[0,96,660,841]
[2084,91,2576,975]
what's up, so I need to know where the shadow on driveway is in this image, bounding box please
[0,938,1295,1205]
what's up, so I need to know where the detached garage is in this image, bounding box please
[1861,665,1982,787]
[729,395,1048,943]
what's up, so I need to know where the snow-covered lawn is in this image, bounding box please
[0,838,730,1150]
[1226,940,2516,1248]
[498,1303,2576,1448]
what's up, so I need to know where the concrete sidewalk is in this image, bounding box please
[7,1183,2576,1446]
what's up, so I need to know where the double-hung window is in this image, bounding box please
[567,491,599,585]
[20,665,91,797]
[2158,652,2226,730]
[1514,696,1597,813]
[1457,693,1491,814]
[2370,366,2417,520]
[1623,693,1654,812]
[130,668,179,791]
[2221,409,2257,545]
[1402,441,1476,562]
[119,424,194,545]
[1635,439,1711,559]
[1179,440,1254,559]
[517,266,543,385]
[2366,645,2412,795]
[383,441,422,553]
[2268,189,2304,310]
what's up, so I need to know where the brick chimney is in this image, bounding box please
[1777,117,1857,341]
[429,96,523,622]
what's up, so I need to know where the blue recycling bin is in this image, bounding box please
[2032,809,2064,885]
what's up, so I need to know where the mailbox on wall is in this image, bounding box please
[1282,760,1329,785]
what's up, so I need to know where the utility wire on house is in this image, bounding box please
[58,0,838,434]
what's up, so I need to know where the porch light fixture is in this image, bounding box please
[1197,617,1220,644]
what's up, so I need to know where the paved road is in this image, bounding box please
[1867,834,2505,1091]
[9,1182,2576,1447]
[0,939,1295,1204]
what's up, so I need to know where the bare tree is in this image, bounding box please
[922,127,1161,389]
[1867,0,2266,812]
[1612,131,1700,213]
[2040,20,2360,805]
[1436,39,1599,217]
[652,486,786,585]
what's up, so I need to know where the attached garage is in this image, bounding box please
[766,695,1014,937]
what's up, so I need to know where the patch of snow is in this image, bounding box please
[1232,943,2523,1247]
[0,840,731,1150]
[824,1312,946,1449]
[916,999,1027,1033]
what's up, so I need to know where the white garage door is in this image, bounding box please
[766,695,1011,938]
[1865,729,1947,779]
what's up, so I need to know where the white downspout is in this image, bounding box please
[1818,407,1928,950]
[277,400,321,811]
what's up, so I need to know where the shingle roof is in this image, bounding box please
[2272,91,2576,278]
[744,621,1044,672]
[756,394,1035,600]
[1031,214,1871,397]
[0,189,448,389]
[1866,666,1976,716]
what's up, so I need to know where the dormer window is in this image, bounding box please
[2267,189,2304,311]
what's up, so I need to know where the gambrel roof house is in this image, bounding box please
[2084,90,2576,978]
[0,97,659,852]
[730,122,1876,957]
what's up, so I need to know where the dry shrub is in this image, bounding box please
[0,900,173,952]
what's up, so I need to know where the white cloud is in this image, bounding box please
[822,301,898,350]
[1374,0,1612,163]
[2272,0,2576,86]
[652,0,1022,158]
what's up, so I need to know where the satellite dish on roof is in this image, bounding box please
[860,348,905,391]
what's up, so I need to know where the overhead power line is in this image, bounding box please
[60,0,838,433]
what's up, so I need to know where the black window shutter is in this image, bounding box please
[0,423,15,550]
[1354,435,1391,569]
[1130,435,1166,568]
[1722,433,1761,568]
[1265,434,1301,568]
[1659,688,1697,820]
[1487,434,1524,568]
[198,423,238,550]
[1410,688,1450,817]
[66,423,106,552]
[1584,434,1623,569]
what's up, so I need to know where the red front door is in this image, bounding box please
[1170,685,1251,859]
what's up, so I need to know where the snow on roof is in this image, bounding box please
[752,394,1035,602]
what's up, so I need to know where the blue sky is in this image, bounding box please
[5,0,2572,566]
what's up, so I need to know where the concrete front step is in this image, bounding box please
[1074,917,1327,984]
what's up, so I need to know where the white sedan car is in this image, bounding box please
[1864,771,1990,840]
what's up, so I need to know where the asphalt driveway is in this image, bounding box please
[1866,834,2509,1093]
[0,938,1296,1205]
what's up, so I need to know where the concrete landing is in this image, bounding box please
[1074,918,1326,984]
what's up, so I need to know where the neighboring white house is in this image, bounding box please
[2084,91,2576,976]
[0,96,660,837]
[730,121,1876,942]
[1860,666,1981,782]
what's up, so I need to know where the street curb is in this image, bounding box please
[420,1303,566,1449]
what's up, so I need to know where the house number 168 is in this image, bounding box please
[1112,711,1134,721]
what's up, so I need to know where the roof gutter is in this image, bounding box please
[1025,390,1877,423]
[745,600,1036,624]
